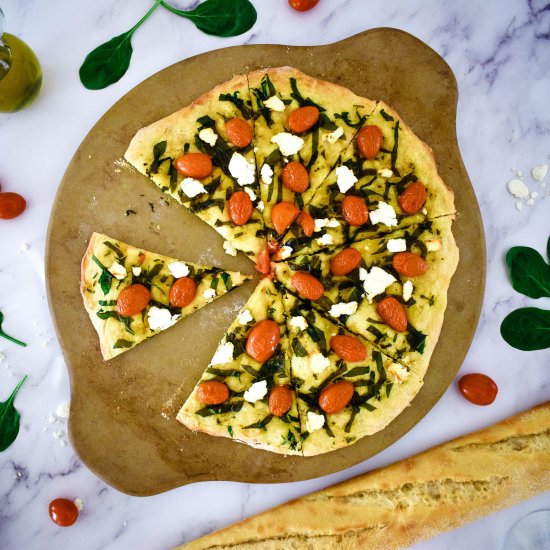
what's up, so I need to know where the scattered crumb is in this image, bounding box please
[18,243,29,254]
[515,201,523,211]
[0,351,5,363]
[526,198,535,206]
[531,164,548,182]
[74,498,84,511]
[507,179,529,199]
[56,402,70,419]
[516,170,523,178]
[530,191,538,199]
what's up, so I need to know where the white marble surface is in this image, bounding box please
[1,0,549,548]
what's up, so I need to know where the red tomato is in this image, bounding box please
[458,373,498,406]
[288,0,320,11]
[49,498,79,527]
[0,192,26,219]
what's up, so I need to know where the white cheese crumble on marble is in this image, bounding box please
[316,233,334,246]
[74,498,84,511]
[425,239,442,252]
[507,178,529,199]
[335,165,358,194]
[531,191,539,199]
[210,341,234,366]
[132,266,142,276]
[168,261,190,278]
[329,301,358,317]
[264,95,286,112]
[359,266,396,302]
[238,309,254,325]
[386,238,407,253]
[532,164,548,182]
[260,163,274,185]
[308,352,331,374]
[306,411,325,433]
[527,198,535,206]
[223,241,237,256]
[257,200,265,212]
[244,186,257,202]
[402,280,414,302]
[388,363,410,384]
[369,202,398,227]
[271,132,304,156]
[323,126,344,144]
[147,307,180,331]
[516,201,523,211]
[244,380,268,403]
[181,177,207,198]
[109,261,127,280]
[198,127,218,146]
[56,402,70,419]
[203,288,216,299]
[378,168,393,178]
[229,152,255,186]
[279,245,293,259]
[290,316,308,331]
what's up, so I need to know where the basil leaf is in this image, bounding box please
[0,375,27,452]
[161,0,257,37]
[0,311,27,347]
[92,255,114,295]
[506,245,550,299]
[500,307,550,351]
[113,339,134,349]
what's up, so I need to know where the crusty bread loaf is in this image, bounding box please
[179,402,550,549]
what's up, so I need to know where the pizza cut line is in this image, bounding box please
[82,66,459,456]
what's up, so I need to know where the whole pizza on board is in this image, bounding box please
[81,66,458,456]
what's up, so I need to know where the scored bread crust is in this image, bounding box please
[179,401,550,550]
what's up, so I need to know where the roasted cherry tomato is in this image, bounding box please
[398,181,427,214]
[341,195,369,226]
[282,161,309,193]
[269,386,293,416]
[228,190,253,226]
[319,381,355,414]
[246,319,280,363]
[0,192,26,219]
[116,284,151,317]
[225,118,253,148]
[377,296,408,332]
[392,252,428,277]
[291,271,324,301]
[255,248,272,276]
[330,248,362,276]
[49,498,79,527]
[297,211,315,237]
[271,201,299,235]
[169,277,197,308]
[174,153,213,179]
[197,381,229,405]
[330,334,367,362]
[288,0,320,11]
[288,106,320,133]
[356,125,383,159]
[458,373,498,406]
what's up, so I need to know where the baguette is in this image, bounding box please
[179,401,550,550]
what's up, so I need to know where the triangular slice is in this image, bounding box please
[81,232,250,360]
[247,67,376,241]
[275,216,459,376]
[280,101,457,258]
[124,74,267,265]
[176,277,303,455]
[281,290,423,456]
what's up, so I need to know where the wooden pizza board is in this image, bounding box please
[45,28,485,496]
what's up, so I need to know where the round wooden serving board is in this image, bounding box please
[46,29,485,496]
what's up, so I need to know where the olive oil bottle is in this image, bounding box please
[0,9,42,113]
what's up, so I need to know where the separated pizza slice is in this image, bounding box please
[274,216,459,377]
[81,233,251,360]
[279,101,457,258]
[124,73,268,267]
[281,290,423,456]
[246,67,376,243]
[176,277,303,455]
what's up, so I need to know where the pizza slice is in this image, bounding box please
[81,233,251,360]
[246,67,376,243]
[281,290,423,456]
[279,101,457,258]
[176,277,303,455]
[124,73,268,267]
[274,216,459,376]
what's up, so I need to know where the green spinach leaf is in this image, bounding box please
[0,311,26,347]
[0,375,27,452]
[501,308,550,351]
[506,244,550,299]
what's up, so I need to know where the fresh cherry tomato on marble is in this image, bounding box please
[0,192,27,219]
[458,373,498,406]
[288,0,320,12]
[49,498,79,527]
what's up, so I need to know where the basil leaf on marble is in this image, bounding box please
[0,311,27,347]
[500,308,550,351]
[0,375,27,452]
[506,243,550,299]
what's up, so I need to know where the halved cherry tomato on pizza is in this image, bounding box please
[319,381,355,414]
[225,118,253,148]
[169,277,197,308]
[288,106,320,133]
[246,319,280,363]
[197,381,229,405]
[330,248,362,276]
[356,125,383,159]
[291,271,324,300]
[49,498,79,527]
[342,195,369,226]
[282,161,309,193]
[377,296,407,332]
[116,284,151,317]
[255,248,271,276]
[330,335,367,362]
[271,201,299,235]
[174,153,213,179]
[398,181,427,214]
[296,210,314,237]
[228,190,253,226]
[269,386,293,416]
[392,252,428,277]
[0,192,26,219]
[288,0,320,11]
[458,373,498,406]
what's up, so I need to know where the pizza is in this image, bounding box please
[111,66,459,456]
[81,233,250,360]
